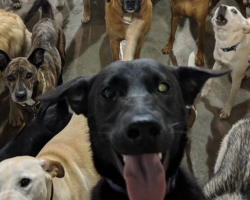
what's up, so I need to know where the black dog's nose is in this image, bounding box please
[127,0,135,7]
[127,120,161,141]
[15,90,27,100]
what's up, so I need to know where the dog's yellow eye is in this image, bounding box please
[231,9,237,14]
[158,83,169,93]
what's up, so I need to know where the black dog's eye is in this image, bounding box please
[20,178,31,187]
[7,75,15,82]
[231,9,237,14]
[102,87,116,99]
[26,72,33,79]
[157,82,170,93]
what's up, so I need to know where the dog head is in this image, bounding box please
[212,5,250,33]
[0,156,64,200]
[111,0,144,13]
[0,48,45,105]
[38,59,229,200]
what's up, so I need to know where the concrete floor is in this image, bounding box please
[1,0,250,187]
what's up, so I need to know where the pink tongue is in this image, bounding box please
[123,154,166,200]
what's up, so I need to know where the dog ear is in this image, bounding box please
[175,67,230,106]
[40,159,65,178]
[28,48,45,68]
[37,76,93,115]
[0,50,11,72]
[243,18,250,33]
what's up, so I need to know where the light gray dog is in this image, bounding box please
[204,118,250,200]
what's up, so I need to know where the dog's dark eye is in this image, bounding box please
[231,9,237,14]
[157,83,169,93]
[20,178,31,187]
[26,72,33,79]
[102,87,116,99]
[7,75,15,82]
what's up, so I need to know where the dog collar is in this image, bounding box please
[221,42,240,52]
[50,183,54,200]
[106,172,177,196]
[21,101,40,117]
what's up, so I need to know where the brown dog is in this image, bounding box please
[0,9,32,127]
[0,2,66,127]
[105,0,152,61]
[161,0,246,66]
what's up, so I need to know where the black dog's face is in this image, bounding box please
[121,0,142,13]
[38,59,228,200]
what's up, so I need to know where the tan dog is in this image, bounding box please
[0,2,66,127]
[105,0,152,61]
[0,114,99,200]
[0,9,32,127]
[161,0,247,66]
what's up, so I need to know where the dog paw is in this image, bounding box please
[195,56,204,66]
[12,2,21,8]
[219,106,231,119]
[200,86,210,98]
[81,15,90,24]
[55,0,64,7]
[161,44,173,54]
[9,112,24,127]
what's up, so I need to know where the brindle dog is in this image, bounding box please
[0,2,66,126]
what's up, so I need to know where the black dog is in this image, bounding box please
[0,99,72,162]
[39,59,229,200]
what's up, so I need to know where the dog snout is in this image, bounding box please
[15,90,27,100]
[127,0,135,8]
[127,120,161,141]
[219,4,227,10]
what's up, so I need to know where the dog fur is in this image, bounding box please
[0,113,99,200]
[204,118,250,200]
[0,9,32,127]
[0,99,72,162]
[105,0,152,61]
[0,2,66,127]
[38,19,229,199]
[201,5,250,119]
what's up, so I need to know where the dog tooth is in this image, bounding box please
[158,153,162,159]
[123,155,126,163]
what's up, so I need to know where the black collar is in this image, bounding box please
[221,42,240,52]
[106,172,177,196]
[50,183,54,200]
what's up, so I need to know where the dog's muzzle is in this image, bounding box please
[122,0,141,13]
[216,5,228,26]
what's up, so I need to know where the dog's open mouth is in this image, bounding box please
[216,7,228,26]
[114,152,167,200]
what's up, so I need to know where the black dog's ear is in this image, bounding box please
[0,50,11,72]
[175,67,230,106]
[37,76,93,115]
[28,48,45,68]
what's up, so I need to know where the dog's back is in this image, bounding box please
[37,113,99,199]
[204,118,250,200]
[0,9,31,58]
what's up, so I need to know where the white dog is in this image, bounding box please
[0,114,99,200]
[201,5,250,119]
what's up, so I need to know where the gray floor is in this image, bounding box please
[1,0,250,187]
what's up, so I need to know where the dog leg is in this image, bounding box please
[161,15,179,54]
[235,0,247,17]
[110,40,120,61]
[9,98,24,127]
[55,0,64,8]
[12,0,21,9]
[201,62,222,97]
[82,0,91,24]
[195,20,205,66]
[134,38,144,59]
[220,73,243,119]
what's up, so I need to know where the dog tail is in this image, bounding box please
[24,0,53,24]
[122,20,145,61]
